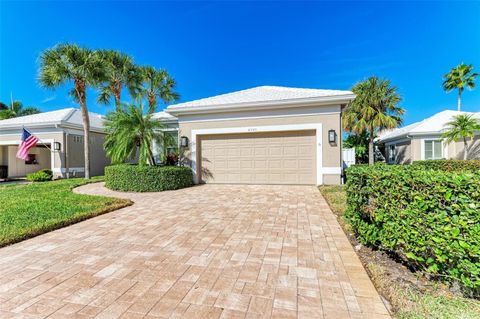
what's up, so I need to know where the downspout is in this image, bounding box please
[340,104,345,184]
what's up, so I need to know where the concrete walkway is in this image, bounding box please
[0,183,389,318]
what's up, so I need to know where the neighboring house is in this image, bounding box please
[376,110,480,164]
[163,85,355,185]
[0,108,109,179]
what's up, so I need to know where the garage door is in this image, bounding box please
[199,130,316,185]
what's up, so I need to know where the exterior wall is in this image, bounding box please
[385,140,412,164]
[7,146,51,177]
[452,135,480,159]
[177,106,342,185]
[65,132,110,177]
[0,146,6,165]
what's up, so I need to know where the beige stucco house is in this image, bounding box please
[164,86,355,185]
[0,108,110,179]
[377,110,480,164]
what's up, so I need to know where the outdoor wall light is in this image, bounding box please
[328,129,336,144]
[53,142,61,151]
[180,136,189,148]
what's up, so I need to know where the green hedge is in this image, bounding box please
[104,164,193,192]
[412,160,480,172]
[345,164,480,294]
[26,169,53,182]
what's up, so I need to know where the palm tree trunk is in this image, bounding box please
[148,90,156,114]
[457,90,461,112]
[464,138,468,160]
[368,135,374,165]
[114,94,121,112]
[113,84,121,112]
[75,80,91,179]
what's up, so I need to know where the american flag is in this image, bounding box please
[16,129,39,160]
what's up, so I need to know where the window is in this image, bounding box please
[25,154,37,165]
[424,140,443,160]
[389,145,396,163]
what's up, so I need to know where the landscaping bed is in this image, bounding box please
[0,177,131,247]
[320,185,480,319]
[104,164,193,192]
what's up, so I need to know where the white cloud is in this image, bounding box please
[41,95,56,103]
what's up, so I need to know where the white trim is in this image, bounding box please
[319,167,342,174]
[191,123,324,185]
[52,167,85,173]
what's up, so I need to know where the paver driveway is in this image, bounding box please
[0,183,390,319]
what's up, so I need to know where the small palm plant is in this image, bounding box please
[104,103,165,165]
[343,76,404,165]
[140,66,179,114]
[97,50,142,111]
[442,63,478,111]
[38,43,106,179]
[442,114,480,160]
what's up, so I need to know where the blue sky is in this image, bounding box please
[1,1,479,125]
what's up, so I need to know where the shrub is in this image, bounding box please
[104,164,193,192]
[26,169,53,182]
[412,160,480,172]
[345,164,480,295]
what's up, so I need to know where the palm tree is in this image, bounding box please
[0,100,41,119]
[104,103,164,165]
[442,114,480,160]
[442,63,478,111]
[140,66,179,114]
[343,76,404,165]
[97,50,142,111]
[38,43,106,179]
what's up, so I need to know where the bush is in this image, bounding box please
[345,164,480,294]
[104,164,193,192]
[412,160,480,172]
[26,169,53,182]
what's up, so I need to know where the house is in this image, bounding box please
[163,86,355,185]
[0,108,110,179]
[376,110,480,164]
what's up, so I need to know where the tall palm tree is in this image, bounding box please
[38,43,106,179]
[442,63,478,111]
[140,66,179,114]
[343,76,404,165]
[104,103,164,165]
[442,114,480,160]
[97,50,142,111]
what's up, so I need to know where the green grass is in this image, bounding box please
[319,185,480,319]
[0,177,131,247]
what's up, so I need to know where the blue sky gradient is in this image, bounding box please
[1,1,479,125]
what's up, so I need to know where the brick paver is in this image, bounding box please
[0,183,390,318]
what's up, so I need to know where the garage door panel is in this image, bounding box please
[200,130,315,185]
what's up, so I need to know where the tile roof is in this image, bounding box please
[0,108,105,130]
[377,110,480,142]
[167,85,354,109]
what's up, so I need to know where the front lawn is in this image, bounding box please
[0,177,131,247]
[319,185,480,319]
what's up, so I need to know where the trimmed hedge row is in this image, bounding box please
[412,159,480,172]
[345,164,480,294]
[104,164,193,192]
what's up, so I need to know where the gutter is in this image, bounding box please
[167,94,356,116]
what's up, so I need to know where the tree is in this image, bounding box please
[442,114,480,160]
[140,66,179,114]
[104,103,165,165]
[442,63,478,111]
[97,50,142,111]
[343,130,370,164]
[343,76,404,165]
[0,100,41,119]
[39,43,106,179]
